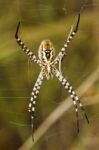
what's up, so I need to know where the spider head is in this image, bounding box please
[38,40,55,63]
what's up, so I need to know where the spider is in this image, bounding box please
[15,14,89,141]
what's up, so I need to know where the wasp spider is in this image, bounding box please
[15,14,89,141]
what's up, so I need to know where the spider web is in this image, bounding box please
[0,0,99,149]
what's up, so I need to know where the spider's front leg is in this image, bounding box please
[54,14,80,65]
[15,22,41,66]
[54,69,89,132]
[28,72,44,141]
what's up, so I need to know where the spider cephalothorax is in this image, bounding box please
[15,14,89,141]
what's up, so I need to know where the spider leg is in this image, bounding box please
[15,22,41,66]
[28,71,44,141]
[76,97,89,124]
[55,69,89,132]
[54,14,80,65]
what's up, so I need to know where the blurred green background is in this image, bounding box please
[0,0,99,150]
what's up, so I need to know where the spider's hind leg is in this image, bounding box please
[55,69,89,132]
[75,95,89,124]
[28,72,44,141]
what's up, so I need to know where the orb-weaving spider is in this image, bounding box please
[15,14,89,141]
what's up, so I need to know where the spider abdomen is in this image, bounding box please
[38,40,55,63]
